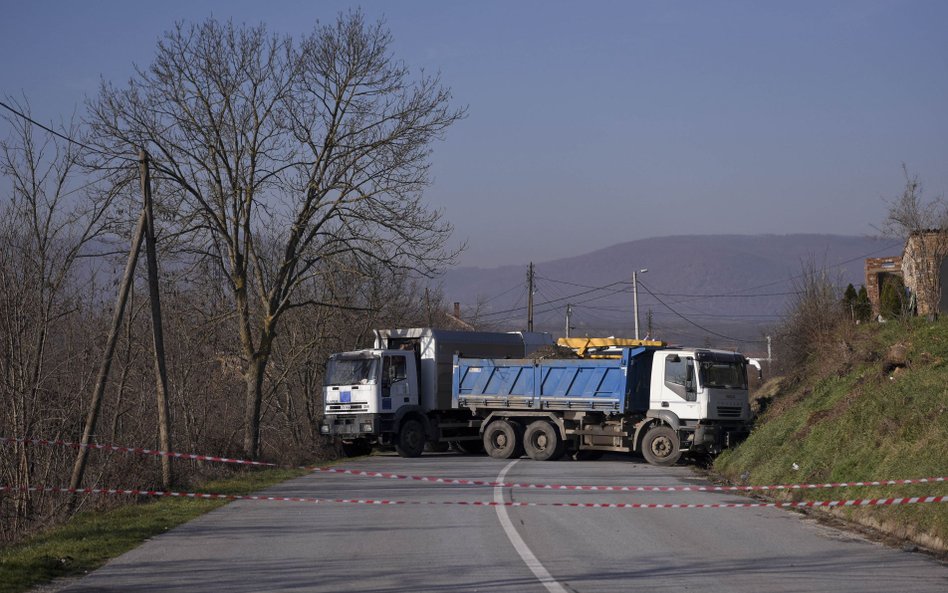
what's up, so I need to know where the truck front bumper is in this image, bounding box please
[693,423,750,454]
[321,414,380,439]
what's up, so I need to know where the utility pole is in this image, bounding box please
[68,207,148,512]
[527,262,535,332]
[425,287,432,326]
[766,335,772,362]
[140,149,173,490]
[632,268,647,340]
[565,303,572,338]
[67,149,178,511]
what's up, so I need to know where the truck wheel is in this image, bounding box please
[483,419,523,459]
[395,419,426,458]
[523,420,565,461]
[641,425,681,466]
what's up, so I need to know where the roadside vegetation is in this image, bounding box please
[716,310,948,553]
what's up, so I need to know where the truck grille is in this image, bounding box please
[326,402,370,412]
[716,406,743,418]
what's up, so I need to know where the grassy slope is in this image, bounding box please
[715,318,948,551]
[0,468,308,593]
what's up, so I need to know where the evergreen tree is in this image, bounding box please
[880,277,905,320]
[842,283,858,321]
[843,283,857,307]
[855,285,872,322]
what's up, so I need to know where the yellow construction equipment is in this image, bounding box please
[557,337,666,358]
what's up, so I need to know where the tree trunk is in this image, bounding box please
[242,353,269,459]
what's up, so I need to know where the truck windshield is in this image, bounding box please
[325,356,379,386]
[699,361,747,390]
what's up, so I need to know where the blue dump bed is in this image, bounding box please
[453,347,655,414]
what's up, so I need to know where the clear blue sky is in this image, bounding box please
[2,1,946,266]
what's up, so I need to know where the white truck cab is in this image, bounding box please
[322,349,421,454]
[647,349,751,456]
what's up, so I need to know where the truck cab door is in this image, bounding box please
[657,354,701,422]
[381,353,417,412]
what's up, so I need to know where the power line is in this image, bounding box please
[485,273,788,326]
[573,302,782,320]
[480,280,627,318]
[536,275,629,291]
[637,279,766,344]
[537,275,800,299]
[479,281,524,306]
[0,100,136,162]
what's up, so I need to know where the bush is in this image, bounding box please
[772,260,847,380]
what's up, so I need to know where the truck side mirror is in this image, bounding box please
[747,358,763,381]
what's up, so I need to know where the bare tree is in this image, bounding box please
[883,166,948,320]
[772,257,846,378]
[88,12,464,458]
[0,99,116,532]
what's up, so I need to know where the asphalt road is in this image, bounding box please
[61,453,947,593]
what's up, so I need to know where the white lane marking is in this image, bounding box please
[495,460,570,593]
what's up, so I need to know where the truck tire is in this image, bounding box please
[395,419,426,458]
[483,419,523,459]
[523,420,565,461]
[641,425,681,466]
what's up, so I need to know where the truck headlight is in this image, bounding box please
[361,423,374,433]
[320,425,330,434]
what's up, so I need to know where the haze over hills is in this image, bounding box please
[438,234,904,353]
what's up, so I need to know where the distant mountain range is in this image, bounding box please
[437,234,904,353]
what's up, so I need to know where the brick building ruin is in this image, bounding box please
[864,231,948,319]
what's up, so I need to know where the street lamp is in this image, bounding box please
[633,268,648,340]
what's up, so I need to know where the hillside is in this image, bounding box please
[715,318,948,553]
[440,234,903,350]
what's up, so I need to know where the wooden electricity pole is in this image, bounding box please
[527,262,535,332]
[67,209,147,511]
[140,149,173,489]
[67,148,175,512]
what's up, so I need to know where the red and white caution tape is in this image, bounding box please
[5,435,946,494]
[307,466,948,493]
[2,485,945,510]
[0,436,277,467]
